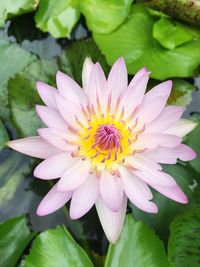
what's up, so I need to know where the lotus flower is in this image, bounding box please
[8,58,197,243]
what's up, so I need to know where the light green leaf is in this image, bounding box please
[168,79,195,108]
[186,120,200,173]
[105,215,171,267]
[93,5,200,80]
[0,119,9,150]
[168,205,200,267]
[35,0,80,38]
[8,59,58,137]
[21,225,94,267]
[80,0,133,34]
[0,0,38,27]
[153,17,194,49]
[0,215,36,267]
[0,38,34,119]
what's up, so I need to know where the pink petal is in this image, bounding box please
[164,119,198,137]
[146,106,184,133]
[56,71,87,105]
[175,144,196,161]
[57,159,91,191]
[36,105,68,131]
[95,196,127,244]
[126,154,162,171]
[82,57,94,91]
[36,81,57,109]
[122,71,149,118]
[99,170,123,212]
[87,62,108,114]
[108,57,128,111]
[37,128,76,151]
[134,133,181,150]
[37,183,72,216]
[70,173,99,219]
[135,169,176,187]
[149,183,188,204]
[34,152,74,179]
[144,80,172,103]
[55,94,87,129]
[7,136,61,159]
[128,67,149,87]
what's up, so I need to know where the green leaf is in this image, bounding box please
[0,119,9,150]
[0,0,38,27]
[131,163,197,241]
[59,38,109,84]
[186,120,200,173]
[21,225,94,267]
[0,215,36,267]
[93,5,200,80]
[168,79,195,108]
[105,215,170,267]
[153,17,194,50]
[8,59,59,137]
[0,38,34,119]
[168,205,200,267]
[0,151,32,207]
[35,0,80,38]
[80,0,133,34]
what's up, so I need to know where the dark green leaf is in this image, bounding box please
[0,215,36,267]
[93,5,200,80]
[186,121,200,173]
[80,0,133,34]
[153,18,194,50]
[131,163,197,241]
[35,0,80,38]
[0,38,34,119]
[21,225,94,267]
[168,79,195,108]
[0,119,9,150]
[0,0,38,27]
[105,215,171,267]
[168,205,200,267]
[9,59,58,137]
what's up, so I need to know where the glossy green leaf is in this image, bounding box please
[0,215,36,267]
[131,163,197,241]
[168,79,195,108]
[186,120,200,173]
[9,59,58,137]
[153,17,194,49]
[105,215,171,267]
[0,0,38,27]
[168,205,200,267]
[0,38,34,119]
[93,5,200,80]
[35,0,80,38]
[0,119,9,150]
[80,0,133,34]
[21,225,94,267]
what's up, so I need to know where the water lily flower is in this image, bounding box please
[8,58,197,243]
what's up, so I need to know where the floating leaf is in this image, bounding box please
[0,215,36,267]
[0,119,9,150]
[168,205,200,267]
[153,17,194,50]
[35,0,80,38]
[0,0,38,27]
[80,0,133,34]
[93,5,200,80]
[21,225,94,267]
[105,215,171,267]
